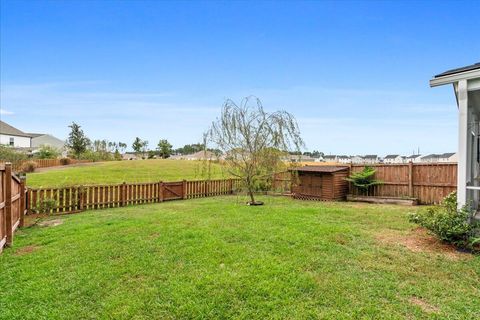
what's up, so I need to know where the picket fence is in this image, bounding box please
[0,158,93,172]
[28,179,242,214]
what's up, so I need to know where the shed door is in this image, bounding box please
[300,174,323,197]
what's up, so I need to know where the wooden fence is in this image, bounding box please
[277,163,458,204]
[27,179,242,215]
[0,163,27,252]
[350,163,457,204]
[0,158,93,172]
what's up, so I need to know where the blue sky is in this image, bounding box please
[1,0,479,154]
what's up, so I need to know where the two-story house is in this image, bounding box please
[0,120,32,148]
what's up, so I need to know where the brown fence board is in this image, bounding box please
[0,163,27,252]
[278,163,458,204]
[27,178,241,215]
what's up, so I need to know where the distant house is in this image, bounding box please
[438,152,457,163]
[362,155,378,164]
[383,155,405,164]
[0,120,32,148]
[174,150,217,161]
[420,154,440,163]
[350,155,364,164]
[405,154,422,163]
[122,153,138,160]
[337,155,351,164]
[0,120,66,155]
[323,155,337,162]
[30,133,66,150]
[283,154,315,162]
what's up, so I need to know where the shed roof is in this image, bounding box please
[289,166,349,173]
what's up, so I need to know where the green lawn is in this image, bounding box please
[27,159,226,188]
[1,196,479,319]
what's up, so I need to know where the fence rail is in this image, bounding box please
[28,178,242,215]
[0,158,93,172]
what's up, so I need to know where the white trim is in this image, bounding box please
[430,68,480,87]
[457,79,468,207]
[468,78,480,91]
[466,186,480,190]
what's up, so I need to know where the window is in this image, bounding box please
[9,137,14,146]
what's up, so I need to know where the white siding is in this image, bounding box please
[0,134,31,148]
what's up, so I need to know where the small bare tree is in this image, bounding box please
[204,96,304,205]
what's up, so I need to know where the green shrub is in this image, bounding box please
[408,192,480,250]
[20,160,37,173]
[35,145,60,159]
[78,150,113,162]
[0,145,27,162]
[34,198,57,214]
[346,166,383,195]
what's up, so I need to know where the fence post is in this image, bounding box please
[159,181,164,202]
[121,182,126,207]
[182,180,187,199]
[229,179,233,194]
[78,186,84,211]
[408,162,414,198]
[5,163,13,247]
[19,178,26,228]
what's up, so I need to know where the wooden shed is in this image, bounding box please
[290,166,350,201]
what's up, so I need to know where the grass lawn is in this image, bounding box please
[27,159,226,188]
[1,196,479,319]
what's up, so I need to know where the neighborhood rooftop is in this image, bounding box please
[289,166,349,173]
[0,120,31,137]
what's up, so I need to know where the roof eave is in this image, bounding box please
[430,68,480,87]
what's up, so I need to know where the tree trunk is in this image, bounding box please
[248,188,256,204]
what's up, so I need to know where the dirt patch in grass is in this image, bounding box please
[409,297,440,314]
[38,219,63,227]
[15,245,40,256]
[376,227,472,260]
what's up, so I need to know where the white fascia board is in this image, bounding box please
[468,78,480,91]
[430,69,480,87]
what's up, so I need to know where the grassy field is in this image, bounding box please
[27,159,226,188]
[1,196,479,319]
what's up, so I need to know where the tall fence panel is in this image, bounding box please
[275,163,458,204]
[0,163,27,253]
[348,163,457,204]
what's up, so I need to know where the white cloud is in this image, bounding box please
[0,108,14,115]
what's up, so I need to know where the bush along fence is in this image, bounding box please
[27,179,242,215]
[0,163,27,253]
